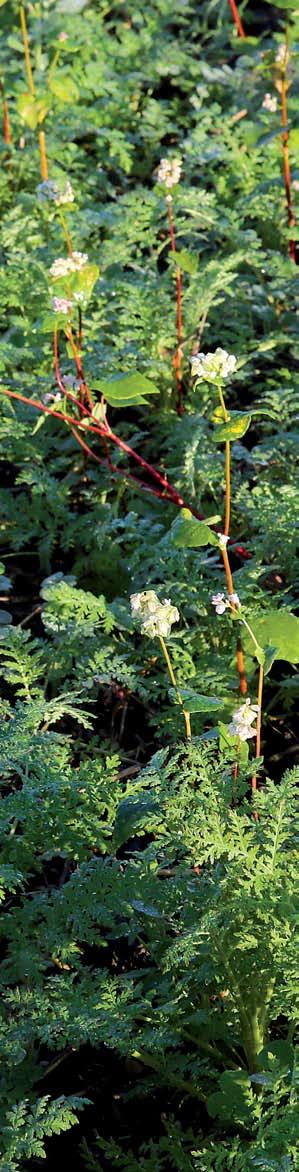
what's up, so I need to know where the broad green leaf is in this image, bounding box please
[169,688,223,713]
[48,75,79,104]
[171,509,219,549]
[263,644,280,675]
[244,611,299,664]
[212,413,251,442]
[17,93,49,129]
[169,249,198,275]
[93,373,159,407]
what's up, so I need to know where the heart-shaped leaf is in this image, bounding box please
[94,373,159,407]
[171,509,219,549]
[212,413,251,442]
[169,688,223,713]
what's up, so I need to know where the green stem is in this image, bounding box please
[159,635,191,740]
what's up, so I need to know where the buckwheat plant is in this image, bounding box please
[130,591,191,740]
[157,157,183,415]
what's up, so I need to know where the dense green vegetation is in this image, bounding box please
[0,0,298,1168]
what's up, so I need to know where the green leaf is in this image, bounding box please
[0,608,12,625]
[114,794,160,850]
[171,509,219,549]
[17,93,49,129]
[212,413,251,442]
[48,75,79,104]
[263,644,280,675]
[93,373,159,408]
[207,1071,253,1124]
[169,249,198,275]
[169,688,223,713]
[244,611,299,665]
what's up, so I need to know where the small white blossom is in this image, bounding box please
[59,31,68,41]
[229,592,241,608]
[157,157,182,188]
[130,590,180,640]
[275,44,289,69]
[190,348,237,383]
[217,532,229,551]
[70,251,88,270]
[228,697,260,742]
[211,592,230,616]
[37,179,74,205]
[50,252,88,280]
[262,93,277,113]
[292,179,299,192]
[42,391,62,404]
[52,296,73,315]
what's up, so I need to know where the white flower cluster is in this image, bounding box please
[157,157,182,188]
[228,697,260,742]
[50,252,88,280]
[130,590,180,640]
[275,44,289,69]
[52,296,73,315]
[293,179,299,192]
[190,348,237,383]
[37,179,74,205]
[262,93,277,113]
[217,533,229,551]
[211,591,240,615]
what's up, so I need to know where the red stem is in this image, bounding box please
[1,385,249,558]
[166,195,183,417]
[228,0,245,38]
[0,78,11,145]
[281,78,296,263]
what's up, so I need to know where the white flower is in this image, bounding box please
[292,179,299,192]
[70,251,88,270]
[217,532,229,551]
[190,348,237,383]
[50,252,88,280]
[37,179,74,205]
[275,44,289,69]
[262,93,277,113]
[211,592,230,616]
[157,157,182,188]
[130,590,180,640]
[59,31,68,41]
[52,296,73,315]
[229,592,241,608]
[228,697,260,742]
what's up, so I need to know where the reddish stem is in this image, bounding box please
[228,0,245,38]
[1,384,249,559]
[0,77,11,145]
[166,195,183,416]
[280,77,296,262]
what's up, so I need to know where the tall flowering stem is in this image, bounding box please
[166,195,183,417]
[158,159,183,416]
[252,665,264,794]
[218,384,231,536]
[275,42,296,263]
[19,2,49,181]
[228,0,245,38]
[0,74,11,146]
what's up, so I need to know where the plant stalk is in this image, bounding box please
[159,635,191,740]
[166,194,183,416]
[228,0,245,38]
[19,2,49,181]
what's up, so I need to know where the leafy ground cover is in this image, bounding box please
[0,0,298,1169]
